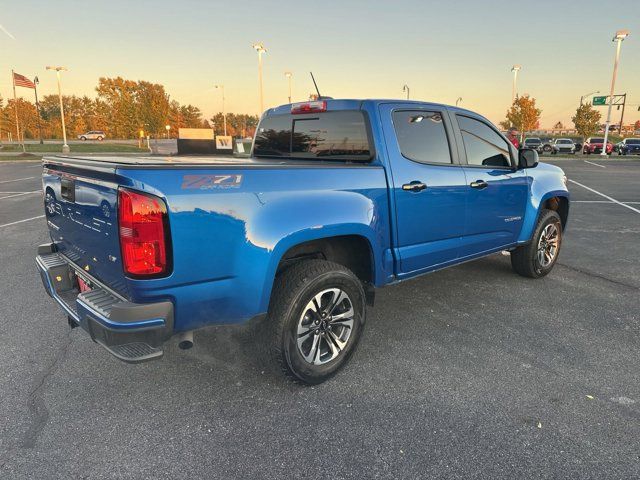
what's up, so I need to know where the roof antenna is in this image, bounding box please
[310,71,322,99]
[309,72,332,100]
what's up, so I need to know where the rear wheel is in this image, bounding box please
[97,136,104,141]
[267,259,366,384]
[511,209,562,278]
[80,136,87,141]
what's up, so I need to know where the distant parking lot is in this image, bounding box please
[0,157,639,479]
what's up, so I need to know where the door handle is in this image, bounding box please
[470,180,488,190]
[402,181,427,192]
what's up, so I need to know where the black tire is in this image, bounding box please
[267,259,366,384]
[80,136,86,141]
[511,209,562,278]
[97,136,104,141]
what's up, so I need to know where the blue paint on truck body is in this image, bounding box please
[39,99,569,337]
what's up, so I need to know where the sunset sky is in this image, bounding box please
[2,0,639,127]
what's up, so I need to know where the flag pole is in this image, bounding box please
[11,70,25,153]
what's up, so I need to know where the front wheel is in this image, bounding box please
[267,259,366,384]
[511,209,562,278]
[80,136,86,141]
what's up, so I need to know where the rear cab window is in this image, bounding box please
[253,111,372,161]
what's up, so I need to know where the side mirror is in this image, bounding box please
[518,148,539,169]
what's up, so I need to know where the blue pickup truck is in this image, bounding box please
[36,99,569,384]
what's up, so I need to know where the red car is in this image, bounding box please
[583,137,613,155]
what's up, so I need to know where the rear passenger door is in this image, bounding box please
[380,103,468,275]
[452,114,528,257]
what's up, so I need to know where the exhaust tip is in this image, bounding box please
[177,331,194,350]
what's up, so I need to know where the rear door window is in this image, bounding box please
[392,111,452,164]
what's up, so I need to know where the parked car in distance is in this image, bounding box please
[551,138,576,155]
[523,137,544,153]
[617,138,640,155]
[78,131,106,141]
[540,137,554,153]
[37,99,570,384]
[582,137,613,155]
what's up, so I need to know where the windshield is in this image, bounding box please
[591,138,605,143]
[626,139,640,145]
[525,138,541,144]
[557,139,572,144]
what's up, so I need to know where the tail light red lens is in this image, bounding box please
[291,100,327,114]
[118,188,170,277]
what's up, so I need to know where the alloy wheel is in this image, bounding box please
[296,288,355,365]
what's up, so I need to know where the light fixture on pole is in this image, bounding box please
[214,84,227,136]
[402,84,410,100]
[252,43,267,114]
[580,90,599,105]
[511,65,521,104]
[165,124,170,139]
[284,71,292,103]
[456,97,463,106]
[601,30,629,156]
[46,66,69,154]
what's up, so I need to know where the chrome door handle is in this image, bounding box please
[402,181,427,192]
[470,180,488,189]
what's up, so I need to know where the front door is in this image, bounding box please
[453,114,528,257]
[380,104,468,275]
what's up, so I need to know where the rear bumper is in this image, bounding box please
[36,242,174,363]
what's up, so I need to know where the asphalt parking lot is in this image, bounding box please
[0,157,639,479]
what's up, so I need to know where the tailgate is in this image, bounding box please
[42,158,128,296]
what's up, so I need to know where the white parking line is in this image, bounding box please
[0,190,40,200]
[568,179,640,214]
[584,160,606,168]
[0,215,45,228]
[0,176,37,184]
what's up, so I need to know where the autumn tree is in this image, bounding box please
[210,113,258,137]
[504,95,542,135]
[572,104,601,138]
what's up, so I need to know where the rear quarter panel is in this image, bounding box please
[121,165,391,331]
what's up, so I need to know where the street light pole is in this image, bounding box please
[33,76,44,144]
[215,84,227,136]
[511,65,521,104]
[252,43,267,114]
[284,71,292,103]
[46,66,69,154]
[456,97,463,106]
[402,84,410,100]
[580,90,599,106]
[602,30,629,156]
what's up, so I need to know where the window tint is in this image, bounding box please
[253,115,292,157]
[253,111,371,160]
[392,111,452,164]
[627,139,640,145]
[457,115,512,168]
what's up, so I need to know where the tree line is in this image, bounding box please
[0,76,258,141]
[500,94,639,138]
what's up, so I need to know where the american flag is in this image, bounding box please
[13,72,35,89]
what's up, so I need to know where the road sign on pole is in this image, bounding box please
[592,96,607,105]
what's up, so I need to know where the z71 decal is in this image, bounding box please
[181,174,243,190]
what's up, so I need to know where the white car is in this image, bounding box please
[77,131,106,141]
[551,138,575,155]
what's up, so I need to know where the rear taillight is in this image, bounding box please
[118,188,170,277]
[291,100,327,114]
